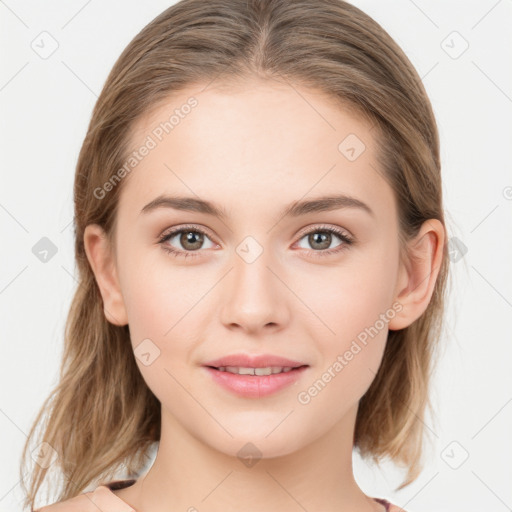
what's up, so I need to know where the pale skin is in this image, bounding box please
[83,77,445,512]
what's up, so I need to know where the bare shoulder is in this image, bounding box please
[33,491,96,512]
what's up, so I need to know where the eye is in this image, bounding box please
[158,224,354,260]
[158,225,216,259]
[294,225,354,258]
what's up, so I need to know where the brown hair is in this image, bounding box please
[20,0,450,508]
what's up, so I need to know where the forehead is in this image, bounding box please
[118,79,394,222]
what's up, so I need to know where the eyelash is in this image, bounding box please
[157,224,354,260]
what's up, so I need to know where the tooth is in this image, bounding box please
[217,366,296,375]
[239,367,255,375]
[255,367,272,376]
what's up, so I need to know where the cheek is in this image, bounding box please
[118,249,211,400]
[296,247,398,396]
[300,247,398,342]
[298,285,392,422]
[117,242,196,341]
[119,254,198,406]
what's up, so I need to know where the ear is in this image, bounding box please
[83,224,128,326]
[388,219,445,331]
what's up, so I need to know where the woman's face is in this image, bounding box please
[89,78,409,458]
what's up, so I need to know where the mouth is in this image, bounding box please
[202,353,308,370]
[201,354,310,398]
[206,365,308,375]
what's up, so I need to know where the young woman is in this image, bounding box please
[22,0,450,511]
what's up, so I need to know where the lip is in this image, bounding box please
[201,353,309,398]
[203,366,308,398]
[202,353,307,369]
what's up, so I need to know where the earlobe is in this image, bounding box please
[83,224,129,326]
[388,219,445,331]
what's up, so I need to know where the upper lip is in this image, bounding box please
[203,353,308,369]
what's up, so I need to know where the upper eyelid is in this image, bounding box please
[160,224,216,241]
[296,223,352,239]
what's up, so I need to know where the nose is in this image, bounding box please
[219,245,290,335]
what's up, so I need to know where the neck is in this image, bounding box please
[131,403,383,512]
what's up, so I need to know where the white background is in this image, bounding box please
[1,1,511,511]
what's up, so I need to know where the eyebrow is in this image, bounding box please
[140,193,374,219]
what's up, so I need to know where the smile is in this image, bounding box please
[204,365,309,398]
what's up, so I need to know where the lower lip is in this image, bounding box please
[203,366,309,398]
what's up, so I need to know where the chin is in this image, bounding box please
[200,427,309,463]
